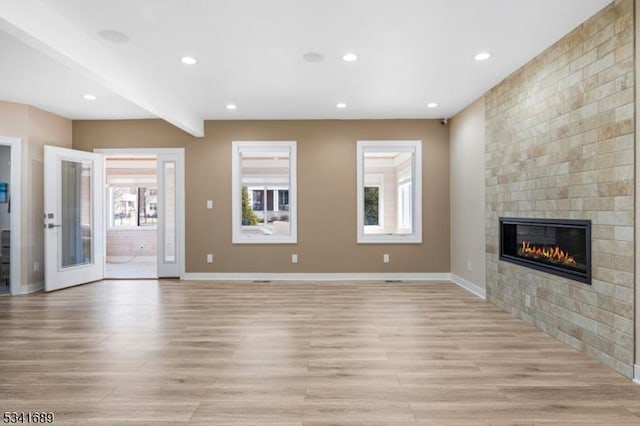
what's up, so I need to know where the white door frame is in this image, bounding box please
[94,148,186,278]
[0,136,22,295]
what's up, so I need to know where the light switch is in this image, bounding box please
[206,200,213,209]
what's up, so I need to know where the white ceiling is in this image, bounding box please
[0,0,612,137]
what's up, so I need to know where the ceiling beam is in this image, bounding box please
[0,0,204,137]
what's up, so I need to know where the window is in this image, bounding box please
[109,186,157,228]
[278,190,289,211]
[252,190,264,211]
[364,187,380,226]
[232,141,297,243]
[363,173,384,229]
[356,140,422,243]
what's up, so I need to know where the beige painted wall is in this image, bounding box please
[450,98,486,289]
[74,119,451,273]
[0,101,72,290]
[74,119,194,150]
[0,102,29,138]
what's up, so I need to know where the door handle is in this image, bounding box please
[47,224,62,229]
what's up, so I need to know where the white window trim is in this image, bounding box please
[232,141,297,244]
[397,180,412,233]
[356,140,422,244]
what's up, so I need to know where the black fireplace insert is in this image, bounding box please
[499,217,591,284]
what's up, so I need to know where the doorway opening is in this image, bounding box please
[0,144,11,293]
[105,155,158,279]
[0,137,21,295]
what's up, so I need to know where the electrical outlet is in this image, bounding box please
[206,253,213,263]
[383,254,390,263]
[291,254,298,264]
[466,260,472,272]
[525,294,531,308]
[206,200,213,209]
[33,261,39,272]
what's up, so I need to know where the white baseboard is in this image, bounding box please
[182,272,452,282]
[451,274,486,299]
[17,281,44,295]
[634,364,640,386]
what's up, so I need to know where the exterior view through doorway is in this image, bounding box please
[96,148,185,280]
[104,155,158,278]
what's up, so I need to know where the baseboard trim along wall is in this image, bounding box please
[18,274,487,298]
[634,365,640,386]
[451,274,486,299]
[182,273,488,300]
[19,281,44,295]
[182,272,452,282]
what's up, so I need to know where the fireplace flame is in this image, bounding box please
[519,241,577,266]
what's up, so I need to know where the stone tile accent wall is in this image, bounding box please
[485,0,634,377]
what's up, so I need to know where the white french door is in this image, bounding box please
[44,146,104,291]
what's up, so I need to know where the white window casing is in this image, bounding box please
[232,141,297,244]
[356,140,422,244]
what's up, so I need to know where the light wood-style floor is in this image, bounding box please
[105,261,157,279]
[1,280,639,425]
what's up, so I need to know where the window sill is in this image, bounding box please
[232,238,297,244]
[357,234,422,244]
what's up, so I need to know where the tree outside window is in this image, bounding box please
[364,187,380,226]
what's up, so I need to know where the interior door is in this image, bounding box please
[44,146,104,291]
[156,152,183,278]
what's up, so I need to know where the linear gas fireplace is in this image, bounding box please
[499,218,591,284]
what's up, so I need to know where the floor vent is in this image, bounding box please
[253,280,272,283]
[385,280,403,283]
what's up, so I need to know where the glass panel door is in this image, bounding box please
[156,151,183,278]
[60,160,93,268]
[163,161,176,263]
[44,146,104,292]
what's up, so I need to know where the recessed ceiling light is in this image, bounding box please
[474,52,491,61]
[342,53,358,62]
[226,103,237,110]
[427,102,438,108]
[336,102,347,109]
[83,94,96,101]
[181,56,197,65]
[97,29,130,43]
[303,52,325,63]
